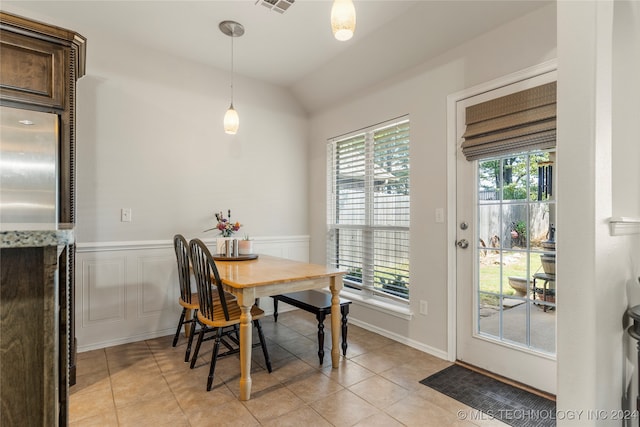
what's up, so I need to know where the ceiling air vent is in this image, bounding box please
[255,0,294,14]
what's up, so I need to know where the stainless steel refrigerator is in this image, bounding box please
[0,105,58,224]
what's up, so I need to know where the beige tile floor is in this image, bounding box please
[70,310,508,426]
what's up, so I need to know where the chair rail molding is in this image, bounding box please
[75,235,310,352]
[77,235,311,253]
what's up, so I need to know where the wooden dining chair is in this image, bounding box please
[172,234,199,362]
[188,238,272,391]
[172,234,236,363]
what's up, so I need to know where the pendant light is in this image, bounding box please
[331,0,356,41]
[219,20,244,135]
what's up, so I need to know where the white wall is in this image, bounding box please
[75,32,309,244]
[614,2,640,420]
[308,5,557,355]
[613,1,640,219]
[1,2,310,243]
[557,1,640,425]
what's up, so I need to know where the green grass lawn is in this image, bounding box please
[479,251,544,305]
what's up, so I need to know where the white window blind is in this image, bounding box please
[327,117,410,302]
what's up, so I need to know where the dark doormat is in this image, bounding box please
[420,364,556,427]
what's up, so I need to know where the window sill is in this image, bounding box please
[336,289,413,320]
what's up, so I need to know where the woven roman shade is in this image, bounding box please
[461,81,556,160]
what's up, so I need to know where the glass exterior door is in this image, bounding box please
[454,72,558,394]
[476,151,556,354]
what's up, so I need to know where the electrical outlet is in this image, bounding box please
[420,300,428,315]
[121,208,132,222]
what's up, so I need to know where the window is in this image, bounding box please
[327,117,410,302]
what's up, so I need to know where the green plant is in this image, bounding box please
[346,268,362,283]
[510,220,527,247]
[378,273,409,297]
[343,265,410,299]
[513,220,526,238]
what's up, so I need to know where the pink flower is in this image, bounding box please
[206,210,242,237]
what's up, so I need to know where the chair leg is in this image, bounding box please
[185,315,198,363]
[207,329,222,391]
[190,326,206,369]
[316,312,326,365]
[172,308,187,347]
[273,298,279,322]
[254,319,272,373]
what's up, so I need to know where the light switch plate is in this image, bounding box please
[121,208,132,222]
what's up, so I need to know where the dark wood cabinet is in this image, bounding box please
[0,29,66,108]
[1,234,73,426]
[0,11,85,426]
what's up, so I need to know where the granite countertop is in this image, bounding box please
[0,223,75,248]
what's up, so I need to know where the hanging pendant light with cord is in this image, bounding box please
[331,0,356,41]
[220,20,244,135]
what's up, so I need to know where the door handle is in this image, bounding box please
[456,239,469,249]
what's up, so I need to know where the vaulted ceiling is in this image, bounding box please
[2,1,551,113]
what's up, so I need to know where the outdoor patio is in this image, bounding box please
[479,300,556,354]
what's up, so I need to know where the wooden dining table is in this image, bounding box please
[213,254,345,400]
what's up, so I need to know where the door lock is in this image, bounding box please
[456,239,469,249]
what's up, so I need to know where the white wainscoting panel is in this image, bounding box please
[75,235,309,352]
[137,255,176,318]
[82,256,126,324]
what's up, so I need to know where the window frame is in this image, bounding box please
[327,116,410,305]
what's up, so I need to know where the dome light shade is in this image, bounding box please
[224,103,239,135]
[220,21,244,135]
[331,0,356,41]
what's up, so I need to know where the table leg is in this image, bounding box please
[341,305,349,356]
[238,303,253,400]
[316,312,326,365]
[330,287,341,368]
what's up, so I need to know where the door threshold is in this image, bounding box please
[455,360,556,401]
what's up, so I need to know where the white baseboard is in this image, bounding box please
[347,317,449,361]
[76,304,446,363]
[78,328,176,352]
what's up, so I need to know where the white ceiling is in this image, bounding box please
[2,0,551,113]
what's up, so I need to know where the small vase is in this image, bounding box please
[238,240,253,255]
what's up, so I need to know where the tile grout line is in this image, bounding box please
[103,348,121,426]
